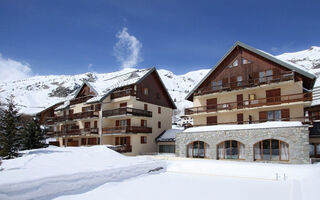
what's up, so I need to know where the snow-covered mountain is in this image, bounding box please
[0,46,319,120]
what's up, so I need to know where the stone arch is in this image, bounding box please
[253,138,289,161]
[216,140,246,160]
[186,141,210,158]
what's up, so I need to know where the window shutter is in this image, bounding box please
[115,120,120,127]
[207,116,217,125]
[91,105,94,110]
[127,136,131,145]
[141,120,144,127]
[82,107,85,112]
[115,137,119,145]
[144,104,148,111]
[281,109,290,121]
[126,119,131,126]
[158,107,161,114]
[94,121,97,128]
[237,113,244,124]
[95,104,101,111]
[259,111,267,122]
[140,136,143,144]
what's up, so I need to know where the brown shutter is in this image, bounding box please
[207,98,217,111]
[91,105,94,110]
[237,113,243,124]
[126,119,131,126]
[115,120,120,127]
[207,116,217,125]
[281,109,290,121]
[144,104,148,111]
[82,107,85,112]
[140,136,143,144]
[259,111,267,122]
[127,136,131,145]
[115,137,119,145]
[141,120,144,127]
[266,88,281,103]
[95,104,101,111]
[120,102,127,108]
[94,121,97,128]
[158,107,161,114]
[237,94,243,109]
[230,76,237,88]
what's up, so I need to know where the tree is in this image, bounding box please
[0,95,22,159]
[22,117,47,150]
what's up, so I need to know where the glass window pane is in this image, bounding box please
[193,142,198,158]
[233,60,238,67]
[239,143,245,159]
[262,140,271,160]
[266,70,273,81]
[212,82,217,90]
[267,111,274,121]
[275,110,281,121]
[254,142,262,160]
[310,144,315,156]
[259,72,265,82]
[199,141,205,158]
[280,142,289,160]
[225,141,231,159]
[271,140,279,160]
[218,80,222,89]
[231,141,238,159]
[316,144,320,156]
[218,143,224,159]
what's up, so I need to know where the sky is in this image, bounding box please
[0,0,319,81]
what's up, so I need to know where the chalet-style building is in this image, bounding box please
[176,41,317,164]
[42,68,176,155]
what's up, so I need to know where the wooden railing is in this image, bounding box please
[70,95,94,105]
[111,89,136,99]
[50,128,99,137]
[194,72,294,96]
[185,92,312,115]
[82,128,99,134]
[73,111,99,119]
[103,126,152,134]
[185,117,311,129]
[108,145,132,153]
[103,107,152,118]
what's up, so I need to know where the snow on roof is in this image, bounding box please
[184,121,304,133]
[156,127,184,142]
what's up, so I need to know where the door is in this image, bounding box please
[207,116,217,125]
[266,88,281,104]
[237,113,244,124]
[237,94,243,109]
[207,98,217,112]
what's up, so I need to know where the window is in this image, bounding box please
[217,140,245,160]
[120,119,127,127]
[259,70,273,82]
[310,143,320,157]
[158,121,161,128]
[81,138,87,145]
[159,145,175,153]
[84,122,90,129]
[229,59,238,68]
[144,104,148,111]
[158,107,161,114]
[237,76,242,86]
[211,80,222,91]
[242,58,251,64]
[141,120,147,127]
[115,136,130,146]
[187,141,209,158]
[140,136,147,144]
[267,110,281,121]
[254,139,289,161]
[144,88,149,96]
[94,121,97,128]
[88,138,97,145]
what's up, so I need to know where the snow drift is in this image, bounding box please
[0,146,166,200]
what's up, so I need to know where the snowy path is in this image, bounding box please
[54,171,291,200]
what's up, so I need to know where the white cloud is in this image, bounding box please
[271,47,278,52]
[88,63,93,71]
[0,54,32,82]
[113,27,142,69]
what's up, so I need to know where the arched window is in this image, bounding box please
[217,140,245,160]
[254,139,289,161]
[187,141,209,158]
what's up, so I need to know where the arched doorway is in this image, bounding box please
[187,141,209,158]
[254,139,289,161]
[217,140,245,160]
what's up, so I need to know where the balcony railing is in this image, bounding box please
[102,126,152,134]
[102,107,152,118]
[111,89,136,99]
[73,111,99,119]
[185,92,312,115]
[108,145,132,153]
[50,128,99,137]
[194,72,294,96]
[45,111,99,123]
[70,96,94,105]
[185,117,311,129]
[82,128,99,134]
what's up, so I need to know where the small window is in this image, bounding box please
[141,120,147,127]
[141,136,147,144]
[266,70,273,81]
[158,121,161,129]
[217,80,222,89]
[144,88,149,96]
[232,59,238,67]
[242,58,251,64]
[237,76,242,86]
[211,81,217,90]
[158,107,161,114]
[144,104,148,111]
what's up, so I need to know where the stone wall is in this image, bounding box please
[175,125,309,164]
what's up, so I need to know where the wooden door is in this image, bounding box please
[266,88,281,104]
[207,98,217,111]
[237,113,243,124]
[207,116,217,125]
[237,94,243,109]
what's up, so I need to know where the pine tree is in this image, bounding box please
[22,117,47,150]
[0,95,22,159]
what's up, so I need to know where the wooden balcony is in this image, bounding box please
[194,72,294,96]
[185,92,312,115]
[50,128,99,137]
[73,111,99,119]
[70,96,94,105]
[102,126,152,134]
[108,145,132,153]
[82,128,99,134]
[102,107,152,118]
[111,89,136,99]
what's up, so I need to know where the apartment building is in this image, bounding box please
[176,41,316,164]
[42,68,176,155]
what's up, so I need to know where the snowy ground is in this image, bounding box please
[1,148,320,200]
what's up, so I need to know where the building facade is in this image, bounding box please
[178,41,316,164]
[42,68,176,155]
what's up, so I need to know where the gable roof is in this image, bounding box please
[185,41,317,101]
[55,67,176,109]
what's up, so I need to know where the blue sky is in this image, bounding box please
[0,0,319,77]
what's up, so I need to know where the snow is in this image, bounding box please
[156,127,184,142]
[54,158,320,200]
[184,121,303,133]
[0,146,165,200]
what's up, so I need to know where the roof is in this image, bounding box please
[184,121,304,133]
[54,67,176,109]
[156,128,184,142]
[185,41,317,101]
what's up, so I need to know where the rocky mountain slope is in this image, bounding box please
[0,46,319,121]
